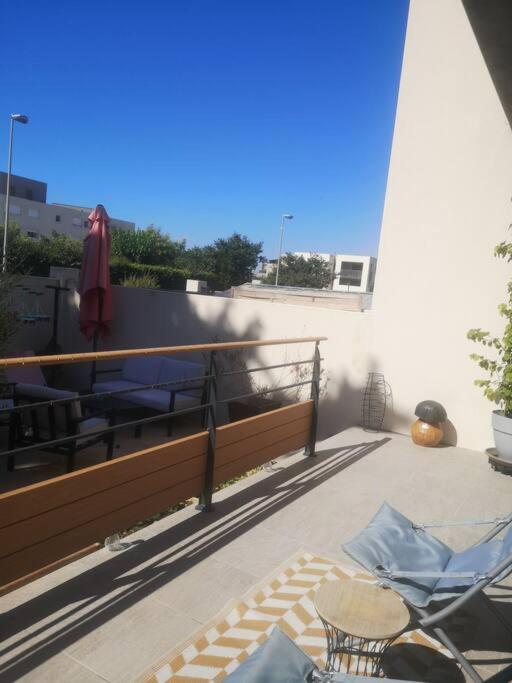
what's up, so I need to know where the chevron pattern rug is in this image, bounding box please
[139,552,466,683]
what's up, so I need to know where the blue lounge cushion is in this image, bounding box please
[224,627,422,682]
[224,627,316,682]
[342,502,452,607]
[343,503,512,607]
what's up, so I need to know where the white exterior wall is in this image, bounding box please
[371,0,512,449]
[49,279,370,440]
[332,255,376,293]
[0,195,134,241]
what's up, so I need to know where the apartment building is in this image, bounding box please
[0,173,135,240]
[332,254,377,293]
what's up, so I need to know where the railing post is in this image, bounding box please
[197,350,217,512]
[305,341,320,457]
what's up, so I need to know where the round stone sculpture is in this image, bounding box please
[411,400,447,447]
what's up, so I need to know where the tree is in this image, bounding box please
[111,226,185,266]
[175,245,217,274]
[211,233,263,289]
[0,225,82,276]
[262,253,332,289]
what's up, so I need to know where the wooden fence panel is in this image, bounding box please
[0,432,208,589]
[214,400,313,484]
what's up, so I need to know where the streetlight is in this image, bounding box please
[275,213,293,286]
[3,113,29,273]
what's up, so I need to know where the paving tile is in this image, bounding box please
[64,596,198,682]
[149,556,257,623]
[1,427,510,681]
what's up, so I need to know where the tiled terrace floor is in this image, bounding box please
[1,427,511,682]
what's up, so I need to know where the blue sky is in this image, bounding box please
[2,0,409,258]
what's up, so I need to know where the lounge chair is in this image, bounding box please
[342,502,512,683]
[224,626,424,682]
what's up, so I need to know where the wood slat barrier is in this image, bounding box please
[214,401,313,485]
[0,431,209,590]
[0,400,314,593]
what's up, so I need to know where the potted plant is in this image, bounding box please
[467,237,512,460]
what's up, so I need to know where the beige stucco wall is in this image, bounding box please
[89,287,370,438]
[371,0,512,449]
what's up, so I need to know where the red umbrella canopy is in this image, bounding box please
[78,204,113,340]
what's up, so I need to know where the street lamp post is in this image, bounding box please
[3,113,29,273]
[275,213,293,287]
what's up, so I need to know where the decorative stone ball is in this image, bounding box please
[411,419,444,447]
[414,400,447,425]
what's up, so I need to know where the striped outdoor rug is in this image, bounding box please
[139,552,464,683]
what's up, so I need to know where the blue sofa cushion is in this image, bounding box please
[158,357,204,392]
[122,356,163,385]
[120,388,199,412]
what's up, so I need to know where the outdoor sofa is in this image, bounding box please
[92,355,207,435]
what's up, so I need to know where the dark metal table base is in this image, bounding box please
[319,615,398,677]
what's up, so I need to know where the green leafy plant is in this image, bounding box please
[467,238,512,415]
[262,253,332,289]
[0,271,19,362]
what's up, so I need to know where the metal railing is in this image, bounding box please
[0,337,326,508]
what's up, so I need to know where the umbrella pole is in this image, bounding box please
[90,331,98,389]
[90,289,103,389]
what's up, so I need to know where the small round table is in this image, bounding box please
[314,580,410,676]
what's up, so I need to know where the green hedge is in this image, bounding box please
[109,257,219,291]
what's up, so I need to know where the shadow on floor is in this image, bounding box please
[0,437,388,680]
[382,643,465,682]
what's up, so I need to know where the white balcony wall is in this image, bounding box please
[371,0,512,449]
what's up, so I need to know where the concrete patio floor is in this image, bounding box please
[1,427,511,682]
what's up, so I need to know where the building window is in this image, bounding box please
[9,204,21,216]
[339,261,363,287]
[25,189,33,200]
[55,215,61,222]
[28,208,39,219]
[72,217,81,226]
[27,231,39,240]
[10,186,16,197]
[83,220,88,228]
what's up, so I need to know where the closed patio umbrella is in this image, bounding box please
[78,204,112,384]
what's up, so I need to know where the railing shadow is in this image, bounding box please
[0,437,389,680]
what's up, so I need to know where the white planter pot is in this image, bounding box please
[492,410,512,462]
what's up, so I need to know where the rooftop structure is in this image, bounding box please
[232,282,372,311]
[0,173,135,241]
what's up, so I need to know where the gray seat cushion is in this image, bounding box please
[342,502,452,607]
[224,627,316,682]
[343,502,512,607]
[224,627,421,682]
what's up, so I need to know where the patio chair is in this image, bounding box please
[224,626,424,682]
[4,350,47,387]
[342,502,512,683]
[9,383,114,472]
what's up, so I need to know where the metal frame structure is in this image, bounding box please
[353,514,512,683]
[0,339,324,497]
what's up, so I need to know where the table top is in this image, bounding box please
[314,580,410,640]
